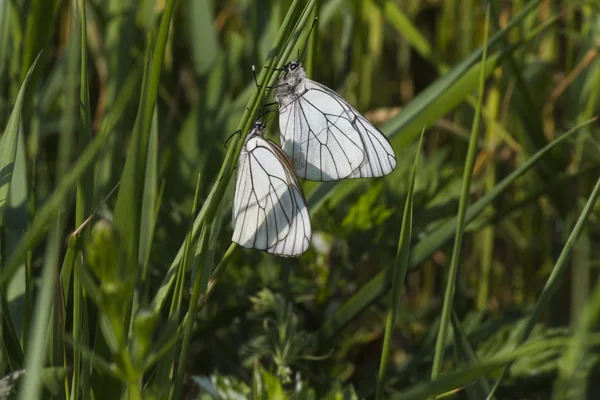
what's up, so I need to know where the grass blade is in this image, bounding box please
[113,0,178,285]
[172,225,211,400]
[0,54,40,227]
[430,5,490,384]
[71,0,94,394]
[376,130,424,399]
[0,58,143,289]
[17,224,61,400]
[553,177,600,398]
[451,311,492,399]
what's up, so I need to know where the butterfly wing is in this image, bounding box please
[306,80,397,179]
[232,136,311,256]
[278,81,365,181]
[343,104,397,179]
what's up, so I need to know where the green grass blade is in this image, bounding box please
[49,1,83,380]
[4,128,28,351]
[17,224,61,400]
[138,103,159,301]
[376,130,424,400]
[382,0,434,62]
[430,6,490,384]
[0,54,39,227]
[153,173,202,390]
[0,59,143,289]
[553,176,600,399]
[71,0,93,394]
[19,0,60,83]
[1,299,24,368]
[76,0,94,232]
[188,0,219,76]
[318,117,597,340]
[94,0,136,197]
[0,0,10,82]
[1,70,29,361]
[451,311,492,399]
[113,0,178,284]
[172,225,211,400]
[488,175,600,398]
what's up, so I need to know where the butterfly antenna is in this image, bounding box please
[262,65,286,72]
[254,65,285,91]
[298,17,318,62]
[252,65,270,114]
[257,107,277,122]
[224,130,241,148]
[252,65,261,90]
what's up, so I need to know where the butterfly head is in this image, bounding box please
[285,60,301,73]
[278,60,306,94]
[250,121,267,137]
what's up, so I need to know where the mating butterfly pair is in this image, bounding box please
[232,60,397,257]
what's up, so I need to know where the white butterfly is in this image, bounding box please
[275,60,397,181]
[232,121,311,256]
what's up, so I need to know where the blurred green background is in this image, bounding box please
[1,0,600,399]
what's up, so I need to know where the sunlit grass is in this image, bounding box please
[0,1,599,399]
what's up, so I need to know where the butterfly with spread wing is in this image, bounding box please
[232,120,311,256]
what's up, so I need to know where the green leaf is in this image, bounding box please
[431,5,491,383]
[113,0,178,278]
[5,128,28,341]
[0,53,39,227]
[260,367,288,400]
[451,311,492,400]
[376,130,424,399]
[17,224,62,400]
[189,0,219,76]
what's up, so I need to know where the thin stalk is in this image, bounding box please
[171,225,211,400]
[554,177,600,398]
[430,5,490,384]
[477,68,501,310]
[18,223,61,400]
[71,0,94,396]
[304,0,319,78]
[375,131,424,400]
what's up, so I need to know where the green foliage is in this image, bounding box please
[1,0,600,399]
